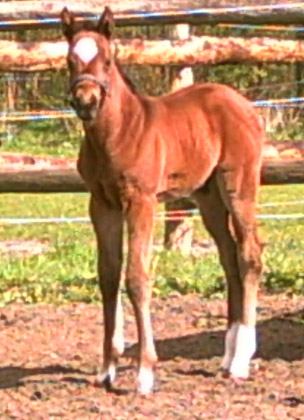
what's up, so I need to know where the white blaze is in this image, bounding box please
[73,37,98,63]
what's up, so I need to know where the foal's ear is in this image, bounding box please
[97,6,114,39]
[61,7,76,41]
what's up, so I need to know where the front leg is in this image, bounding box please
[125,194,157,395]
[89,196,124,389]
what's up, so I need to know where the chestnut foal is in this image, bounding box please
[61,7,264,394]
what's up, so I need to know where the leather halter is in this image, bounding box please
[69,73,110,95]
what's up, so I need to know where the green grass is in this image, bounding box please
[1,120,81,158]
[259,185,304,294]
[0,185,303,305]
[0,193,97,304]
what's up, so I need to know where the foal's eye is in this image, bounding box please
[67,57,75,71]
[104,59,111,69]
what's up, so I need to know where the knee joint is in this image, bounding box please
[126,274,151,302]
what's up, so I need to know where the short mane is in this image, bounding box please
[115,60,137,94]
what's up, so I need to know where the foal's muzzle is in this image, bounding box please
[70,95,99,121]
[69,74,110,121]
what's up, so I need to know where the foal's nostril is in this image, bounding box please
[70,95,83,110]
[76,95,86,108]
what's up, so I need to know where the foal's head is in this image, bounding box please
[61,7,114,121]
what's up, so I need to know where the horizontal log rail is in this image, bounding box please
[0,160,303,193]
[1,1,304,30]
[2,35,304,72]
[261,160,304,185]
[0,168,86,193]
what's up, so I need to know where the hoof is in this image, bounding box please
[95,363,116,391]
[95,374,112,391]
[220,368,230,379]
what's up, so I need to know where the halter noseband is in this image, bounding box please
[69,73,110,95]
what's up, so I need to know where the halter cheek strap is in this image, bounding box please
[69,73,110,95]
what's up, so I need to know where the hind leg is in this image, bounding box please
[216,165,263,378]
[193,175,243,372]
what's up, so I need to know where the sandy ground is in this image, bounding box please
[1,293,304,420]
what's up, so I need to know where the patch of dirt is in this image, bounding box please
[1,293,304,419]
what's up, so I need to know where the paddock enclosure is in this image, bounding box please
[1,0,304,418]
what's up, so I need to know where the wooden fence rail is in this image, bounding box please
[0,161,303,193]
[1,1,304,30]
[2,35,304,72]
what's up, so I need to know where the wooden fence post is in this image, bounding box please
[164,23,195,253]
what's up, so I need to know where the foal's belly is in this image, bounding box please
[156,161,217,202]
[156,136,221,202]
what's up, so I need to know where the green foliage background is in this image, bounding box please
[1,10,304,154]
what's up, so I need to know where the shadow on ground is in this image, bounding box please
[125,309,304,362]
[1,308,304,391]
[0,365,88,389]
